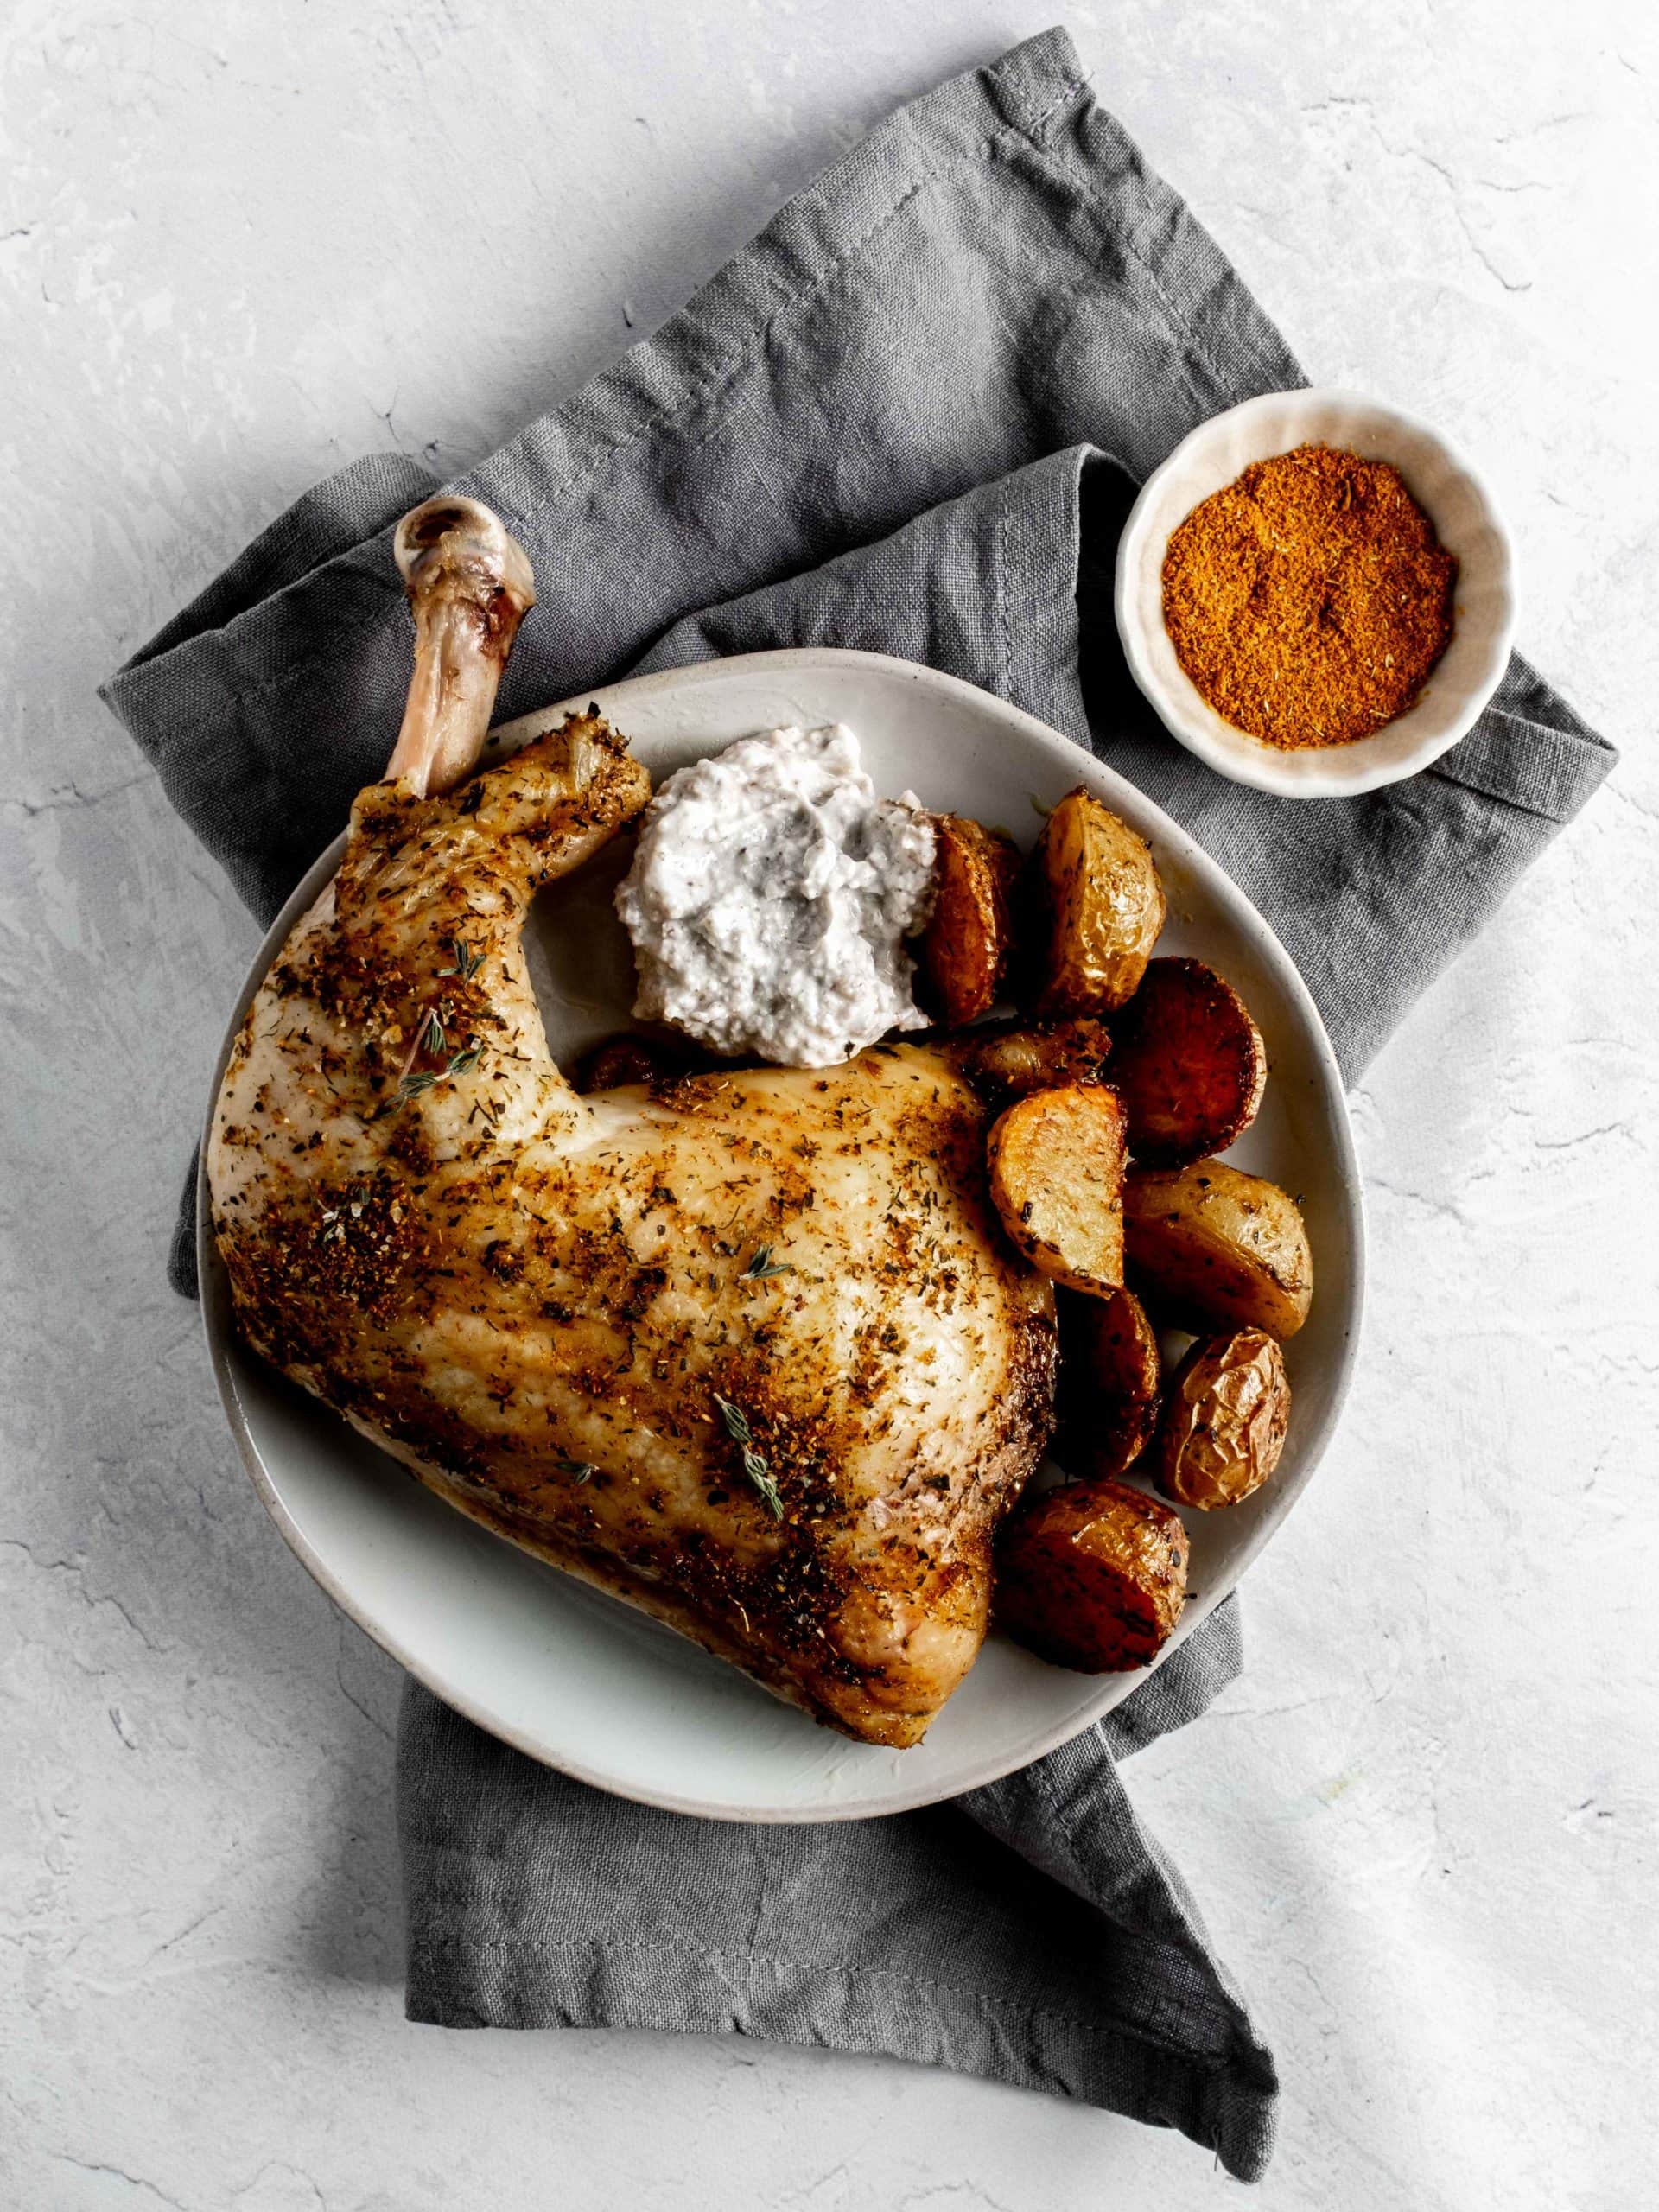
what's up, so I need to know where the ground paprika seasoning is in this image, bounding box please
[1160,442,1458,750]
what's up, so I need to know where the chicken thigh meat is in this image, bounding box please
[210,498,1057,1746]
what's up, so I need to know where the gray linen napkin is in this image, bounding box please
[101,30,1613,2183]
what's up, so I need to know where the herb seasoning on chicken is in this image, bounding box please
[208,499,1058,1749]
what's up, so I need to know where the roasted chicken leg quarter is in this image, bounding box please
[209,496,1058,1747]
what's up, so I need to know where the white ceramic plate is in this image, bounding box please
[1115,388,1518,798]
[200,647,1364,1821]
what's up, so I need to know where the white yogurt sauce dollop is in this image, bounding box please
[614,723,938,1068]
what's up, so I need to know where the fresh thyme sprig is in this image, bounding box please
[394,1039,486,1106]
[712,1392,785,1519]
[740,1449,784,1519]
[740,1244,794,1281]
[440,938,486,980]
[714,1392,753,1444]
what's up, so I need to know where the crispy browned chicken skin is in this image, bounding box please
[209,499,1056,1745]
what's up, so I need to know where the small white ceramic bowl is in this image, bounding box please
[1114,388,1518,798]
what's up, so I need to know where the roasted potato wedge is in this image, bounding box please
[963,1016,1112,1101]
[995,1477,1189,1672]
[917,814,1020,1027]
[1109,957,1266,1166]
[1053,1287,1163,1479]
[1154,1329,1290,1510]
[988,1084,1127,1296]
[1029,789,1166,1017]
[1124,1159,1313,1339]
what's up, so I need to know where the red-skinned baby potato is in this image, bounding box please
[1123,1158,1313,1339]
[961,1015,1113,1102]
[1052,1286,1163,1480]
[1109,957,1266,1167]
[1154,1327,1290,1510]
[917,814,1020,1027]
[987,1083,1128,1296]
[1026,790,1166,1017]
[995,1476,1189,1672]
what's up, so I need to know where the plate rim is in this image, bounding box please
[199,645,1367,1821]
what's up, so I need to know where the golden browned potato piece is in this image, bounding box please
[1124,1159,1313,1339]
[1030,789,1166,1017]
[995,1477,1189,1672]
[1053,1287,1163,1479]
[988,1084,1127,1295]
[963,1016,1113,1101]
[918,815,1020,1027]
[1154,1329,1290,1510]
[1109,957,1267,1167]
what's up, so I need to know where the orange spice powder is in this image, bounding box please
[1160,442,1458,750]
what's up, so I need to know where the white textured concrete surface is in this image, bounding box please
[3,3,1656,2206]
